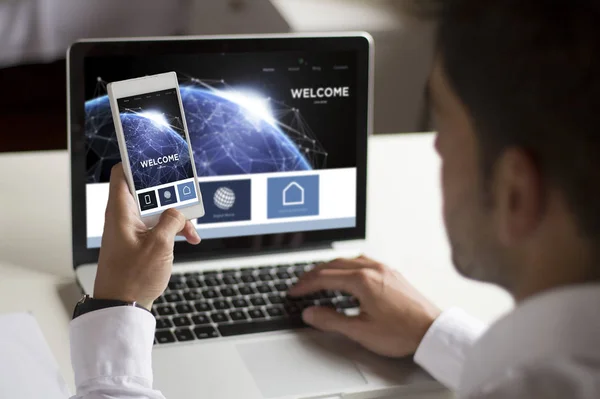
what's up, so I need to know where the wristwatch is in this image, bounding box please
[72,295,152,319]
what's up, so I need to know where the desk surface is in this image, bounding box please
[0,133,513,394]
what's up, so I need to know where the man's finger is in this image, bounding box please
[106,163,134,216]
[289,268,368,299]
[176,220,201,245]
[310,256,378,274]
[302,306,368,343]
[150,208,187,245]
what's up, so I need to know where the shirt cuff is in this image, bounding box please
[414,307,487,391]
[69,306,156,388]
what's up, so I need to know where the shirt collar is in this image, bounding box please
[459,283,600,393]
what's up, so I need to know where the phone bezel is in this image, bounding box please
[107,72,205,227]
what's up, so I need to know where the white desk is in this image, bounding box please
[0,133,513,395]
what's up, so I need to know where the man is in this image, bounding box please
[69,0,600,398]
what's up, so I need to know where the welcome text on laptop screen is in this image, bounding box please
[84,51,358,248]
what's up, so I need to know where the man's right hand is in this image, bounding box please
[94,164,201,311]
[289,256,441,358]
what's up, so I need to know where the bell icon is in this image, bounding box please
[183,186,192,195]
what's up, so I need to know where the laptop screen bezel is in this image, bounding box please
[68,34,371,269]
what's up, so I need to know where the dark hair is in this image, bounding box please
[425,0,600,239]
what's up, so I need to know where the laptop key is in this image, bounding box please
[164,293,183,302]
[259,274,274,281]
[175,303,194,314]
[268,294,284,305]
[238,285,255,296]
[240,267,255,274]
[250,296,266,306]
[168,281,186,291]
[248,308,265,319]
[232,298,249,308]
[221,268,237,275]
[156,317,173,330]
[154,296,165,304]
[194,326,219,340]
[266,307,285,318]
[186,279,203,289]
[204,277,222,287]
[337,298,360,309]
[256,284,272,294]
[213,300,231,310]
[194,302,212,312]
[191,314,210,325]
[316,298,336,308]
[202,289,218,299]
[229,310,247,321]
[155,330,176,344]
[211,312,229,324]
[222,275,239,285]
[156,305,175,316]
[172,315,192,327]
[183,290,202,301]
[274,282,288,292]
[240,275,256,283]
[276,271,292,280]
[218,318,306,337]
[220,287,237,297]
[174,328,195,342]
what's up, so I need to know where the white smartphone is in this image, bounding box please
[107,72,205,228]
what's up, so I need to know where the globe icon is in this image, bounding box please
[213,187,236,210]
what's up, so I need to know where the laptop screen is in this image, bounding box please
[82,48,363,249]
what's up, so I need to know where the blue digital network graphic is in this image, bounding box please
[85,76,328,183]
[119,108,193,190]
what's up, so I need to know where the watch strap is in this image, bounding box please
[72,295,152,319]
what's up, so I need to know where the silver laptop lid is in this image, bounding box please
[68,33,373,269]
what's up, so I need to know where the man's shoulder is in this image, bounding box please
[463,355,600,399]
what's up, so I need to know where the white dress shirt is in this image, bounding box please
[69,283,600,398]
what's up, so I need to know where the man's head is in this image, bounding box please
[425,0,600,297]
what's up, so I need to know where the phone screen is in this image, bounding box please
[117,88,198,216]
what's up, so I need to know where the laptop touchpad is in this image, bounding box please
[236,334,367,398]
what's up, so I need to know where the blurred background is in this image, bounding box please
[0,0,435,152]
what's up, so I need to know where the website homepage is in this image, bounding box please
[84,52,358,248]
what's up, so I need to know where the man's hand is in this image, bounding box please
[93,164,201,310]
[289,256,441,358]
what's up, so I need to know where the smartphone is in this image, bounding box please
[107,72,205,227]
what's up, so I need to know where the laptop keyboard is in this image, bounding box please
[152,262,360,345]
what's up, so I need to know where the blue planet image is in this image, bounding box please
[119,111,193,190]
[84,85,314,184]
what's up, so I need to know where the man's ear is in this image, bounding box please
[493,148,543,245]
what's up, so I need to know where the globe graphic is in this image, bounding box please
[213,187,236,210]
[119,112,193,190]
[84,85,314,184]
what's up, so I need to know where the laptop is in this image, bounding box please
[68,33,439,399]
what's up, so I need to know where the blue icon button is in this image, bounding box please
[267,175,319,219]
[177,181,197,201]
[158,186,177,206]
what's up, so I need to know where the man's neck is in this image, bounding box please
[512,239,596,303]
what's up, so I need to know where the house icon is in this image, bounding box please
[282,181,305,206]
